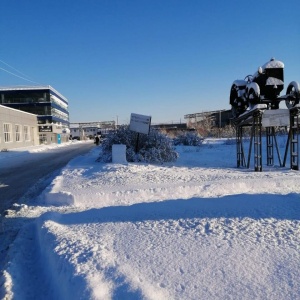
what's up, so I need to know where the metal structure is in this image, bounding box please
[289,107,300,170]
[233,106,300,171]
[235,107,264,171]
[230,58,300,171]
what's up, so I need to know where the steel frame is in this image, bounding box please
[234,107,300,171]
[289,107,300,170]
[235,109,264,171]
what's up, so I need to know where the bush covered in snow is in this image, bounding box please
[173,131,203,146]
[99,126,178,163]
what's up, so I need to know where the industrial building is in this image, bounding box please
[0,85,70,145]
[184,109,232,129]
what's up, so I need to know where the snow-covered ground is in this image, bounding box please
[1,138,300,300]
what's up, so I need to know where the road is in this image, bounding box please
[0,142,95,215]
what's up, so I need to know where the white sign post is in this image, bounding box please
[129,113,151,134]
[129,113,152,153]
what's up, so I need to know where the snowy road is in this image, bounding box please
[0,141,94,214]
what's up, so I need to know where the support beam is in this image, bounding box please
[290,108,300,170]
[266,127,273,166]
[253,113,262,172]
[234,109,264,172]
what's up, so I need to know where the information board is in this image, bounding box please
[129,113,151,134]
[261,109,289,127]
[39,125,52,132]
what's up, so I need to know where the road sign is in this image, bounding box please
[129,113,151,134]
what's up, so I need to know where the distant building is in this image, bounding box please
[70,126,99,140]
[0,105,39,150]
[151,122,187,132]
[70,121,116,140]
[0,85,70,144]
[184,109,232,129]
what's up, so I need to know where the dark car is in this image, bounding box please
[230,58,300,117]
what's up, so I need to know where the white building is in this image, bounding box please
[70,126,99,140]
[0,105,39,150]
[70,121,116,140]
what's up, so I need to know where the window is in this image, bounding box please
[15,124,22,142]
[39,134,47,144]
[24,125,30,141]
[4,123,12,142]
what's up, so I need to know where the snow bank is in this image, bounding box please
[42,176,75,206]
[29,194,300,299]
[43,191,74,206]
[2,139,300,299]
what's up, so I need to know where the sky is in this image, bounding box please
[1,139,300,299]
[0,0,299,124]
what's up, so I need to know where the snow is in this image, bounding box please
[0,141,76,157]
[232,79,247,87]
[261,59,284,70]
[247,82,260,97]
[237,104,268,117]
[266,77,284,86]
[1,138,300,300]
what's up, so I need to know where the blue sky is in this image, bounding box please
[1,0,299,124]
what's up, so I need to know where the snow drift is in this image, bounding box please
[1,139,300,300]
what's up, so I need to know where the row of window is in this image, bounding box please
[50,95,68,110]
[2,123,31,143]
[1,92,68,111]
[51,107,69,121]
[0,92,47,104]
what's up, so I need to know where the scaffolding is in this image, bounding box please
[233,106,300,171]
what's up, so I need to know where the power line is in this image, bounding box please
[0,59,35,80]
[0,66,41,84]
[0,59,41,85]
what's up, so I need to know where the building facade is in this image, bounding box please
[0,105,39,150]
[0,86,70,144]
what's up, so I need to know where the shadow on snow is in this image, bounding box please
[41,193,300,225]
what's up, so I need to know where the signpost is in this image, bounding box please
[129,113,151,134]
[39,125,52,132]
[261,109,289,127]
[129,113,151,153]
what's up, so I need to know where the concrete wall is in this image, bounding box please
[0,105,39,150]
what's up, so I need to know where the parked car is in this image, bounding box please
[229,58,300,117]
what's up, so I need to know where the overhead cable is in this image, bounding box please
[0,59,42,85]
[0,66,41,85]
